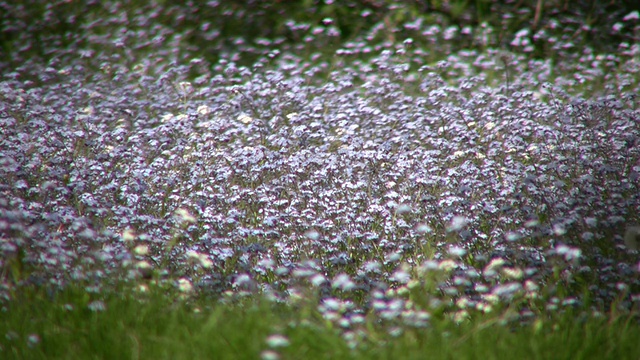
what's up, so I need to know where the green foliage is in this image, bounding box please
[1,282,638,359]
[1,0,639,358]
[2,0,640,70]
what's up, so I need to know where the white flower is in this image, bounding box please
[233,274,254,290]
[502,267,524,280]
[305,229,320,240]
[310,274,327,287]
[447,216,468,232]
[483,294,499,304]
[484,258,506,272]
[448,246,466,257]
[363,261,381,273]
[476,302,493,313]
[27,334,40,348]
[186,250,213,268]
[177,81,194,94]
[175,208,196,223]
[553,224,567,236]
[237,114,253,124]
[555,245,581,261]
[197,105,212,115]
[122,228,136,242]
[134,244,149,256]
[623,10,640,21]
[178,278,193,293]
[199,255,213,269]
[332,273,356,291]
[135,260,152,270]
[161,113,174,122]
[390,269,411,284]
[88,300,106,312]
[524,280,539,292]
[456,297,471,309]
[260,350,280,360]
[506,232,521,242]
[453,310,469,323]
[492,282,523,298]
[186,250,200,260]
[438,259,458,272]
[415,223,433,234]
[395,203,412,214]
[265,334,290,348]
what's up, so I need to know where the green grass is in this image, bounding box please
[1,283,638,360]
[1,3,640,359]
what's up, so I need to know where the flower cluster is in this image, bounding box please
[1,0,639,339]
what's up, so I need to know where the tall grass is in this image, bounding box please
[1,1,640,359]
[2,282,639,359]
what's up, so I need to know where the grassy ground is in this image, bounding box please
[1,2,640,359]
[2,282,638,360]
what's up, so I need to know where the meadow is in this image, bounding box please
[1,1,640,358]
